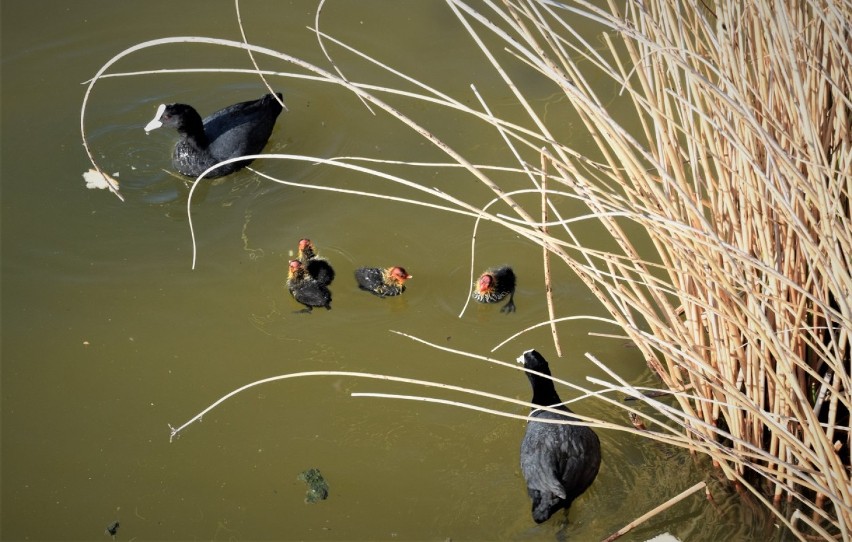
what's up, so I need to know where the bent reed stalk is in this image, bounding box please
[80,0,850,538]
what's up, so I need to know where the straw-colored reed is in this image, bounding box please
[481,0,851,538]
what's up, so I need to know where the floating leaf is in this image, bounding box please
[82,168,120,191]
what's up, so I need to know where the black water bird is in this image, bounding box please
[298,238,335,286]
[517,349,601,524]
[472,265,516,313]
[144,92,283,178]
[287,260,332,312]
[354,266,412,297]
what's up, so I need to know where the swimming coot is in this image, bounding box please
[144,92,283,178]
[472,265,516,313]
[354,266,412,297]
[298,238,335,286]
[517,349,600,524]
[286,260,332,313]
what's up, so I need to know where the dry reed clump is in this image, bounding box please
[475,0,851,539]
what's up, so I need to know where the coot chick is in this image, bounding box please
[144,92,284,178]
[355,266,412,297]
[517,349,600,524]
[286,260,331,313]
[473,265,516,313]
[298,238,335,286]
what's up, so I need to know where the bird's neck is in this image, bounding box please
[530,376,562,407]
[178,113,209,148]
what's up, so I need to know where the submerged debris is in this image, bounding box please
[297,468,329,503]
[105,521,119,536]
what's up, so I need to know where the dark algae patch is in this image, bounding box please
[105,521,119,536]
[297,468,329,503]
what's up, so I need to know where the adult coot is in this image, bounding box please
[144,92,284,178]
[297,238,335,286]
[354,266,412,297]
[517,349,600,524]
[472,265,516,313]
[286,260,332,313]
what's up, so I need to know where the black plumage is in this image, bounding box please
[472,265,516,313]
[144,92,284,178]
[286,260,331,312]
[354,266,412,297]
[517,349,601,524]
[298,238,335,286]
